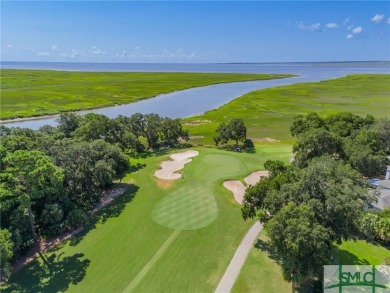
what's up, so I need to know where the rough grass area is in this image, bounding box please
[2,146,292,293]
[0,70,291,120]
[184,74,390,145]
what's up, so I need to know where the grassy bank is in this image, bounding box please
[2,145,292,293]
[184,74,390,145]
[0,70,291,120]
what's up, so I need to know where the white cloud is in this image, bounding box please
[37,52,50,56]
[51,45,60,51]
[347,24,354,31]
[114,48,224,62]
[346,34,354,40]
[326,23,338,29]
[91,46,105,55]
[343,17,350,24]
[387,17,390,24]
[371,14,384,23]
[60,48,80,58]
[297,22,321,31]
[352,26,363,34]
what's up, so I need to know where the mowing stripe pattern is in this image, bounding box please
[122,229,180,293]
[152,182,218,230]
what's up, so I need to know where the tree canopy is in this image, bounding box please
[242,111,388,289]
[214,118,247,147]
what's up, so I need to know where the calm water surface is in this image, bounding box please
[1,62,389,129]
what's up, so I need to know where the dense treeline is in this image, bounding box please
[0,112,189,280]
[242,112,390,291]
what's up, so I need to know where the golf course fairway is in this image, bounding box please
[3,145,292,293]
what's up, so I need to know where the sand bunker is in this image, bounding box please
[154,150,199,180]
[244,171,269,186]
[224,171,269,204]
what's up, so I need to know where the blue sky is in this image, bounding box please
[1,1,390,63]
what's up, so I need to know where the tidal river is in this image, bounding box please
[1,62,389,129]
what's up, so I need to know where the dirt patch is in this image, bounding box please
[183,120,212,126]
[155,178,175,189]
[251,137,281,143]
[91,186,127,214]
[189,135,205,139]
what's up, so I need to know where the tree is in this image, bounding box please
[242,156,375,286]
[228,118,247,147]
[143,114,162,149]
[45,139,129,209]
[72,113,111,141]
[1,150,64,244]
[214,118,247,147]
[266,203,331,292]
[160,118,189,146]
[214,122,230,146]
[290,112,325,137]
[343,129,388,177]
[56,112,81,137]
[127,113,161,149]
[0,229,14,280]
[373,118,390,153]
[361,209,390,243]
[293,128,342,167]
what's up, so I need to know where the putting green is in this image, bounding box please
[152,152,244,230]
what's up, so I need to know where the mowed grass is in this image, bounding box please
[184,74,390,145]
[333,239,390,265]
[0,70,291,119]
[232,233,390,293]
[232,230,291,293]
[3,145,292,293]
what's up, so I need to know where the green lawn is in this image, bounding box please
[232,230,291,293]
[0,70,291,120]
[2,145,292,293]
[184,74,390,145]
[333,239,390,265]
[232,233,390,293]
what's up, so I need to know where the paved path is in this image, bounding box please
[215,221,263,293]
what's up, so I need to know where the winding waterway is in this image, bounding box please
[1,62,389,129]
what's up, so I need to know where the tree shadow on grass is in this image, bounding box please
[69,183,139,246]
[3,253,90,293]
[254,238,282,265]
[331,245,370,265]
[128,162,146,173]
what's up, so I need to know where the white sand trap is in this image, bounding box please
[154,150,199,180]
[223,181,247,204]
[224,171,269,204]
[244,171,269,186]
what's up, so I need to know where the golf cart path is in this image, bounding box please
[215,221,263,293]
